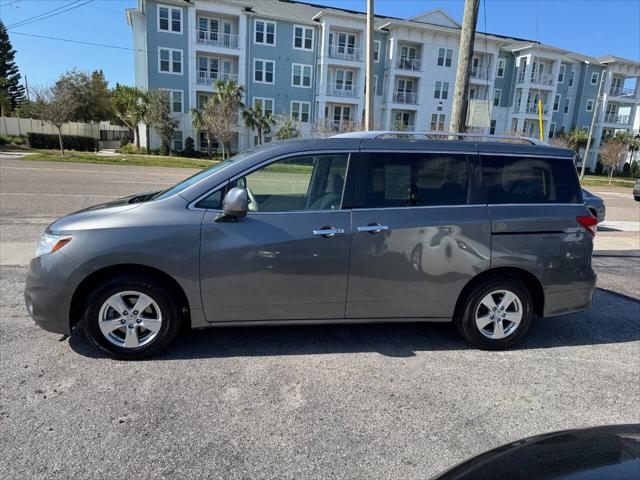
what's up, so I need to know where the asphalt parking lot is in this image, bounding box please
[1,159,639,479]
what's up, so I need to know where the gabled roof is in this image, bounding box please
[598,55,640,68]
[409,8,460,28]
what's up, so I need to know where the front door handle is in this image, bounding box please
[313,226,345,238]
[357,223,389,234]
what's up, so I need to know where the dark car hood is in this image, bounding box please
[432,424,640,480]
[47,192,157,233]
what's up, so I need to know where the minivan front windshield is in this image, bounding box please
[149,149,255,201]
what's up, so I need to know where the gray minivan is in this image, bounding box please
[25,133,598,359]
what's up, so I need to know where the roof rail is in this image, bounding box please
[331,130,549,146]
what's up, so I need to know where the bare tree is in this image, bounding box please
[549,134,570,149]
[204,80,244,159]
[33,86,77,158]
[599,139,627,184]
[311,118,336,138]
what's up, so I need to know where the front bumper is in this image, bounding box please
[24,253,78,335]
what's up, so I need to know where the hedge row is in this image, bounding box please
[27,132,99,151]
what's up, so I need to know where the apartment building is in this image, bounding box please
[126,0,640,170]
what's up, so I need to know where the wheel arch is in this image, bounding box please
[69,264,191,331]
[454,267,544,319]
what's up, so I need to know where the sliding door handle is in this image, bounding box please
[357,224,389,234]
[313,226,345,238]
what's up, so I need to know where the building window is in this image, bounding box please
[434,81,449,100]
[496,58,505,78]
[437,48,453,67]
[564,98,570,114]
[161,89,183,113]
[254,59,275,84]
[293,25,313,50]
[198,94,211,109]
[158,48,182,74]
[586,99,594,111]
[431,113,446,131]
[568,71,574,87]
[291,101,310,123]
[254,97,274,116]
[255,20,276,45]
[394,111,413,129]
[158,5,182,33]
[548,122,556,139]
[291,63,312,88]
[558,64,565,83]
[493,89,501,107]
[490,119,496,135]
[373,40,381,62]
[591,72,598,84]
[553,94,561,112]
[172,131,183,151]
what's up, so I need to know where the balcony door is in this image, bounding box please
[336,32,356,55]
[334,70,354,94]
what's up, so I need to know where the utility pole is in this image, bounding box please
[580,67,606,181]
[450,0,480,134]
[364,0,375,131]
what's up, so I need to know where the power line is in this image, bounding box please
[6,0,84,28]
[7,0,93,30]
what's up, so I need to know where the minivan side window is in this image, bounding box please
[197,153,349,211]
[361,153,469,208]
[482,156,581,204]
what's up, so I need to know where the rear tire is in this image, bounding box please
[82,274,180,359]
[455,278,533,350]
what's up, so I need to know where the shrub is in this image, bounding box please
[9,135,27,145]
[117,143,145,154]
[183,136,196,156]
[159,144,169,156]
[27,132,99,151]
[0,135,6,146]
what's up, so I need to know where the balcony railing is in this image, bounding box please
[517,72,554,85]
[328,44,362,61]
[470,66,492,80]
[197,71,238,85]
[609,87,636,98]
[196,30,239,49]
[397,57,421,71]
[327,83,358,97]
[512,104,549,115]
[393,91,418,104]
[604,113,630,125]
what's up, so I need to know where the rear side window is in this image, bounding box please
[482,156,581,204]
[361,152,469,208]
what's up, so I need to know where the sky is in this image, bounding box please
[1,0,639,90]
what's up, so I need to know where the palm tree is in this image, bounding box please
[112,85,147,149]
[242,104,275,145]
[190,106,213,157]
[204,79,245,159]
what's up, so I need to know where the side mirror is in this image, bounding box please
[216,187,248,222]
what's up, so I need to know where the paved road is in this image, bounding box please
[1,159,639,479]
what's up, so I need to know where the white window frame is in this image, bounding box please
[548,122,556,139]
[496,58,505,78]
[157,4,182,34]
[253,58,275,84]
[568,71,575,87]
[493,88,502,107]
[160,89,184,114]
[374,74,379,95]
[254,19,276,46]
[564,98,570,114]
[437,48,453,67]
[591,72,598,84]
[172,130,183,151]
[254,97,274,117]
[586,99,594,111]
[553,94,561,112]
[558,64,566,83]
[291,63,312,88]
[158,47,183,75]
[292,24,314,51]
[290,100,311,123]
[490,119,497,135]
[373,40,381,63]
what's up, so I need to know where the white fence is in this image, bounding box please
[0,116,129,141]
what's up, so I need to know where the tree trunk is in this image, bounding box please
[145,124,150,154]
[134,125,140,149]
[56,126,64,159]
[258,127,262,146]
[207,133,212,158]
[608,167,614,184]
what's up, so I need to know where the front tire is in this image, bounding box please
[455,278,533,350]
[82,274,180,359]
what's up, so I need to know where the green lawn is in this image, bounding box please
[581,175,636,189]
[2,148,218,169]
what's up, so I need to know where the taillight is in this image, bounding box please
[577,215,598,236]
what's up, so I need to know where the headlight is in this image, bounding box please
[35,233,73,257]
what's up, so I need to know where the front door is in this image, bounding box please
[346,151,491,319]
[200,153,352,322]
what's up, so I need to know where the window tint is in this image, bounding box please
[362,153,469,208]
[198,154,349,212]
[482,156,581,204]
